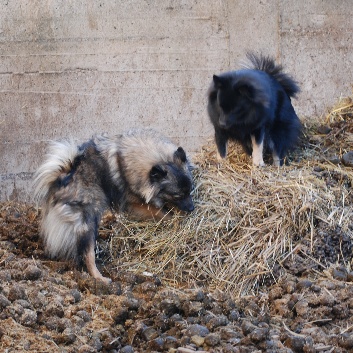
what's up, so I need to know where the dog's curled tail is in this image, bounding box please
[33,139,79,204]
[246,52,300,98]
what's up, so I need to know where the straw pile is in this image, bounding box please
[325,95,353,126]
[321,95,353,152]
[104,96,353,297]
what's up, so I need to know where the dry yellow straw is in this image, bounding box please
[106,96,353,297]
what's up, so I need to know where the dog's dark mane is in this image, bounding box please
[246,52,300,98]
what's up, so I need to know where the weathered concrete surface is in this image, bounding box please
[1,0,352,201]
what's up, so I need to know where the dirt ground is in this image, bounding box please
[1,100,353,353]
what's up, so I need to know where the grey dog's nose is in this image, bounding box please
[176,196,195,212]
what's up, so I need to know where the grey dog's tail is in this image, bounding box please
[246,52,300,98]
[32,139,83,261]
[33,139,79,205]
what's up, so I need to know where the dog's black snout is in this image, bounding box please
[176,196,195,213]
[184,202,195,212]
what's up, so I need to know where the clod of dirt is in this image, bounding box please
[342,151,353,167]
[24,265,42,280]
[317,125,332,134]
[184,324,210,337]
[8,285,28,301]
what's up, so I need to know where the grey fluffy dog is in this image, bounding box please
[33,129,194,283]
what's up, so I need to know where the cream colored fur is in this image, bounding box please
[33,139,79,204]
[41,203,85,260]
[251,135,265,167]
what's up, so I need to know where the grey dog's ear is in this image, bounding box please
[174,147,187,163]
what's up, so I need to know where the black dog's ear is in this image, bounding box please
[150,165,167,182]
[235,82,270,107]
[234,83,255,100]
[174,147,187,164]
[213,75,228,89]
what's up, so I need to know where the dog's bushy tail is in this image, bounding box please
[33,139,79,204]
[246,52,300,98]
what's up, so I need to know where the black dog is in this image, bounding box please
[207,53,301,166]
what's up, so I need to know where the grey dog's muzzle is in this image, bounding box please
[175,195,194,212]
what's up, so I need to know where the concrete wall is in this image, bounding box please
[1,0,352,201]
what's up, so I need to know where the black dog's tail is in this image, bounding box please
[246,52,300,98]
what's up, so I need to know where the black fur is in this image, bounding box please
[207,53,301,166]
